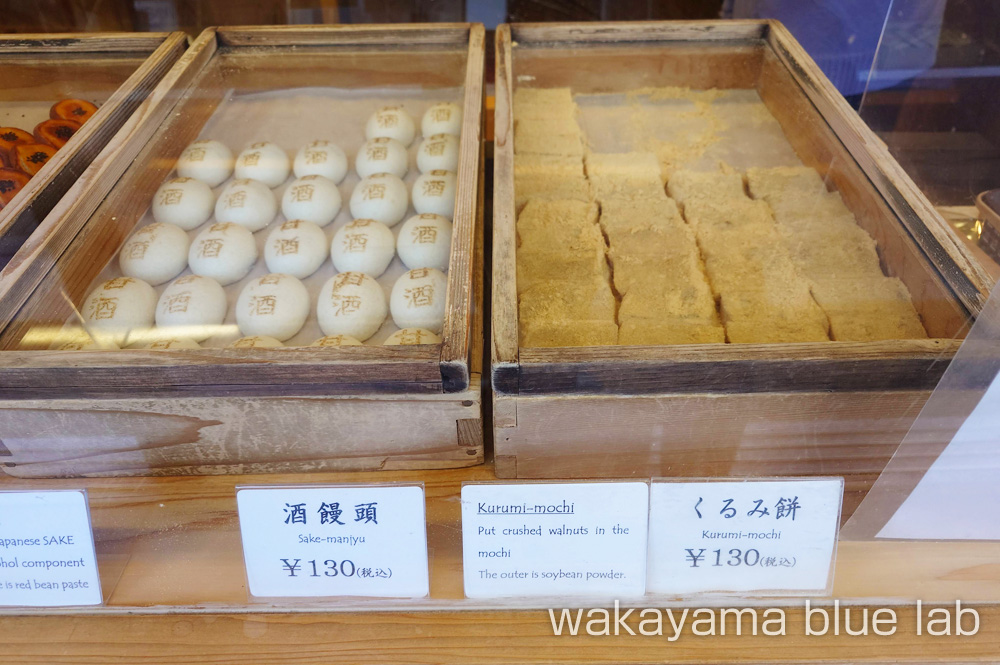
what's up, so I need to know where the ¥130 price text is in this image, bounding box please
[685,548,797,569]
[279,558,391,580]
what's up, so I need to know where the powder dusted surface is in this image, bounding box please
[511,84,927,347]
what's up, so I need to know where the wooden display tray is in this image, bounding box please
[0,24,486,478]
[0,31,189,266]
[491,21,993,493]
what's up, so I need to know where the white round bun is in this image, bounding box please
[176,139,234,188]
[229,335,283,348]
[145,338,201,350]
[416,134,460,173]
[119,222,190,286]
[264,219,329,279]
[188,222,259,286]
[390,268,448,334]
[151,177,215,229]
[396,213,452,271]
[81,277,157,347]
[311,335,363,347]
[412,170,457,218]
[155,274,228,342]
[281,175,341,227]
[349,173,409,227]
[235,273,311,342]
[355,137,408,179]
[365,105,416,146]
[422,102,462,137]
[215,178,278,232]
[56,336,118,351]
[53,329,118,351]
[383,328,442,345]
[330,218,395,278]
[293,140,348,183]
[316,271,387,341]
[234,141,290,188]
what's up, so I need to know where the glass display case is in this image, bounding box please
[0,25,485,477]
[0,3,998,664]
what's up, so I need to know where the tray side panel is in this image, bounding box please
[517,339,959,395]
[491,25,519,394]
[511,43,763,94]
[0,33,177,53]
[494,388,930,518]
[217,24,473,48]
[510,20,768,46]
[0,376,482,478]
[440,24,486,392]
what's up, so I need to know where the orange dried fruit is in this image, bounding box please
[34,119,80,149]
[14,143,57,176]
[50,99,98,124]
[0,127,33,166]
[0,168,30,207]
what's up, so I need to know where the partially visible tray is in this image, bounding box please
[0,32,188,266]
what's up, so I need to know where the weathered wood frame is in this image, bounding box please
[0,24,485,398]
[0,32,189,265]
[493,20,991,396]
[492,21,993,482]
[0,25,485,478]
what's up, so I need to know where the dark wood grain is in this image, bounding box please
[511,19,768,45]
[495,389,929,487]
[0,33,174,53]
[217,24,473,48]
[0,347,444,398]
[515,340,961,395]
[0,384,482,477]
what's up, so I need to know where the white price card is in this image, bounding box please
[0,490,102,607]
[461,482,649,598]
[236,485,429,599]
[647,478,843,595]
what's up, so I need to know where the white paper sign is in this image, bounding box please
[236,485,429,598]
[647,479,842,595]
[461,482,649,598]
[0,490,102,607]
